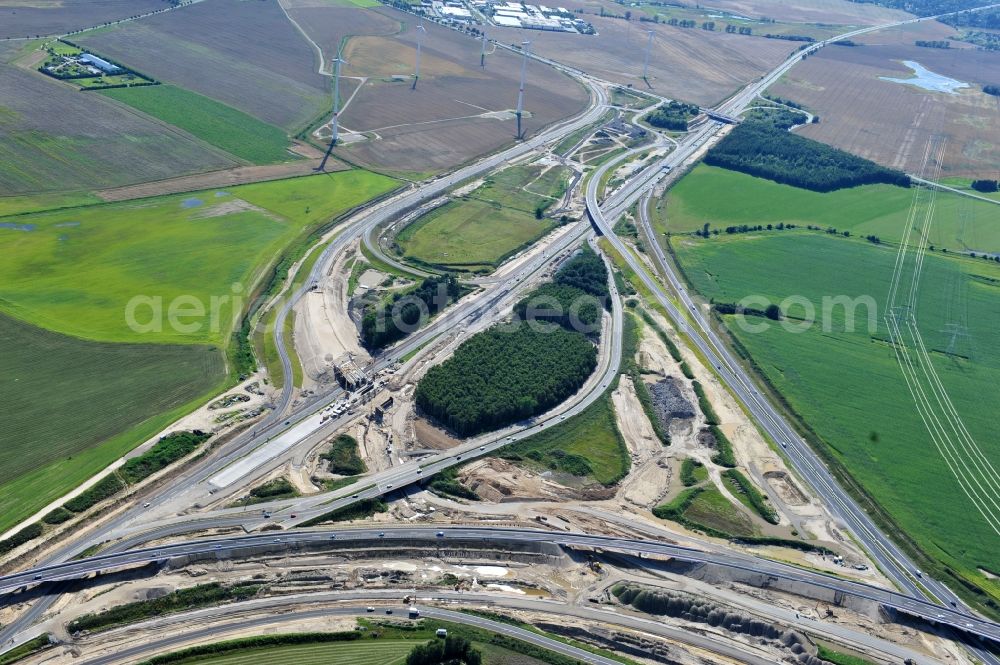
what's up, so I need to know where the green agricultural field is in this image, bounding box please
[0,170,396,535]
[164,640,415,665]
[664,164,1000,254]
[0,191,101,217]
[0,312,224,535]
[396,164,571,272]
[0,170,397,345]
[673,230,1000,594]
[100,85,294,164]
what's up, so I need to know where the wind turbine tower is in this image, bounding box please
[515,40,530,139]
[330,50,344,146]
[480,30,488,68]
[412,23,426,90]
[642,30,654,85]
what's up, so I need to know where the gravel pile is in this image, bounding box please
[649,377,695,428]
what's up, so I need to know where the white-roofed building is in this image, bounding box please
[440,6,473,19]
[492,14,522,25]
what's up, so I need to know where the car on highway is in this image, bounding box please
[386,609,393,615]
[142,502,151,508]
[366,607,374,613]
[378,532,385,538]
[437,531,445,537]
[352,494,359,499]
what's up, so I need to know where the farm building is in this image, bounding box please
[78,53,121,74]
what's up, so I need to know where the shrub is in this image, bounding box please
[709,425,737,467]
[0,522,43,556]
[321,434,366,475]
[299,498,388,526]
[70,583,261,634]
[722,469,778,523]
[691,381,719,426]
[64,474,125,513]
[680,458,704,486]
[120,430,210,484]
[42,507,74,525]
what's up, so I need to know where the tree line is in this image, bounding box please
[915,39,951,48]
[704,120,911,192]
[763,33,814,42]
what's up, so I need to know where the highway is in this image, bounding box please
[67,588,931,665]
[0,81,622,650]
[4,526,999,648]
[73,601,621,665]
[5,5,1000,662]
[576,8,1000,664]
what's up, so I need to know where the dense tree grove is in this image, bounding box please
[415,324,597,437]
[407,635,481,665]
[859,0,996,18]
[939,6,1000,28]
[984,85,1000,96]
[972,179,999,192]
[915,39,951,48]
[705,121,911,191]
[514,283,602,335]
[361,274,461,349]
[646,101,700,131]
[415,245,607,437]
[554,245,609,298]
[743,106,806,130]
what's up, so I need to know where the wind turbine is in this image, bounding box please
[642,30,654,86]
[412,22,426,90]
[330,48,345,146]
[480,30,488,68]
[515,40,530,139]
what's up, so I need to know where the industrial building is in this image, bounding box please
[78,53,121,74]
